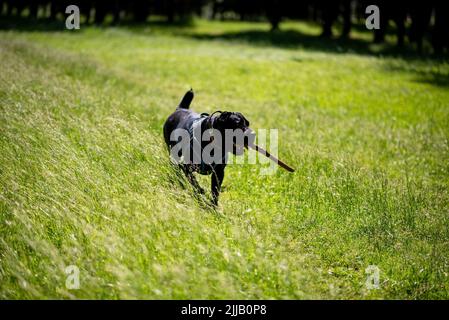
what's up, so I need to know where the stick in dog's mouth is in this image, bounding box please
[245,143,295,173]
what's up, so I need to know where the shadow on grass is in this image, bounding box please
[414,73,449,87]
[0,16,68,32]
[2,15,448,87]
[183,29,449,61]
[383,62,449,88]
[0,15,442,58]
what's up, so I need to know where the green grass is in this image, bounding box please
[1,19,448,299]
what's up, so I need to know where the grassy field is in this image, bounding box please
[1,19,448,299]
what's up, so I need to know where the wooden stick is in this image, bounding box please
[247,144,295,173]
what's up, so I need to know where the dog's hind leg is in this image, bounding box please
[181,165,205,194]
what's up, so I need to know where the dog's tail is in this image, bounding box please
[178,88,194,109]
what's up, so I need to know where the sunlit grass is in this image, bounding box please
[0,19,448,299]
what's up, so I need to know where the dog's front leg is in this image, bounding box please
[211,164,225,205]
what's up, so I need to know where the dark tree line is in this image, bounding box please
[1,0,448,54]
[0,1,205,24]
[213,0,449,54]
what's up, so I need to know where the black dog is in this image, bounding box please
[163,89,255,205]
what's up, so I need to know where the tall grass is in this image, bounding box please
[0,20,448,299]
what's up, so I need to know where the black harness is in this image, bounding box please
[187,112,226,175]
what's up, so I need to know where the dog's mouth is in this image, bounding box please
[234,128,255,155]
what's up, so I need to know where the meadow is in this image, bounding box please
[0,18,448,299]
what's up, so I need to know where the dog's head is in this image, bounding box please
[214,112,256,155]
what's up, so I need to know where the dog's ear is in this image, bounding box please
[216,112,249,129]
[237,112,250,127]
[220,112,232,119]
[216,112,231,128]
